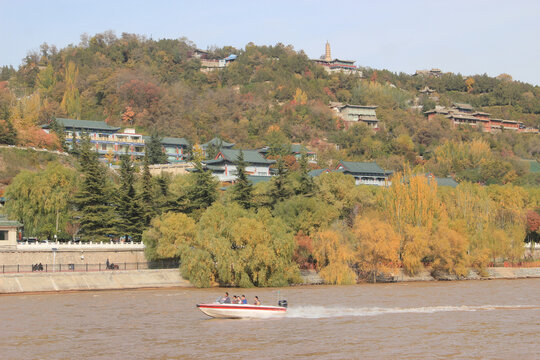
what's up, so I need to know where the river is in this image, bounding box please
[1,279,539,359]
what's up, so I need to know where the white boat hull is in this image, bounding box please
[196,303,287,319]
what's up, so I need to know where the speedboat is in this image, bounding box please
[197,300,288,319]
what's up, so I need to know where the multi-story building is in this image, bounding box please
[42,118,191,162]
[424,104,536,133]
[335,161,392,186]
[330,102,379,129]
[202,148,275,182]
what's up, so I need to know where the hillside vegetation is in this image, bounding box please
[2,33,540,286]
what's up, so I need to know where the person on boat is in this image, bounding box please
[221,292,231,304]
[254,296,261,305]
[232,295,239,304]
[241,295,247,304]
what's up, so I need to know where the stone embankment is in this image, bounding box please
[391,267,540,282]
[1,267,539,294]
[0,269,191,294]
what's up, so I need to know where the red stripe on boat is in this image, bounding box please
[197,304,286,312]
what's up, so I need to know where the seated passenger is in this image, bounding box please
[254,296,261,306]
[232,295,239,304]
[241,295,247,304]
[222,292,231,304]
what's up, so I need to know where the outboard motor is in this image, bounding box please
[278,300,288,308]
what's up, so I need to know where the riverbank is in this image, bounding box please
[1,267,539,294]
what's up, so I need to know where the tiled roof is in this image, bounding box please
[202,137,235,149]
[208,149,275,165]
[337,161,390,175]
[452,103,474,111]
[161,137,190,146]
[44,118,121,132]
[0,215,23,227]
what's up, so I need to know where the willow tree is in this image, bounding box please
[143,203,300,287]
[352,216,400,283]
[4,162,77,239]
[312,228,356,285]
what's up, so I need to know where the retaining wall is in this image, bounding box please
[0,269,191,294]
[0,247,146,266]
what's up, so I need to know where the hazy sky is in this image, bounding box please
[1,0,539,85]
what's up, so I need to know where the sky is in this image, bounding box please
[1,0,539,85]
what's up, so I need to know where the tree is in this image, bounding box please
[146,131,167,164]
[60,61,81,119]
[116,152,144,241]
[184,160,218,214]
[0,119,17,145]
[231,150,253,209]
[312,228,356,285]
[140,152,155,226]
[268,156,292,206]
[4,162,77,239]
[352,217,400,283]
[296,151,316,196]
[144,203,300,287]
[75,135,119,240]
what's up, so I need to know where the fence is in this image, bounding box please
[1,259,179,274]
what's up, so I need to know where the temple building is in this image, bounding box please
[330,102,379,129]
[312,42,361,76]
[423,104,535,133]
[202,148,275,182]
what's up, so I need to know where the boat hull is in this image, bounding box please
[196,303,287,319]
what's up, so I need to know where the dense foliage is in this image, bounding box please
[1,33,540,286]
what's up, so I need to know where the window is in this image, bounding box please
[0,231,7,241]
[101,144,107,150]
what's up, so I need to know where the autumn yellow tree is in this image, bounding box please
[352,216,400,283]
[312,228,356,285]
[430,224,469,277]
[382,167,445,260]
[61,61,81,119]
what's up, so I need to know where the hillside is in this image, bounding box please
[1,32,540,185]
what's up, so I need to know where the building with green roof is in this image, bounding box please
[336,161,392,186]
[0,215,23,249]
[203,148,275,182]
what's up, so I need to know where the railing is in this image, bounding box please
[16,241,145,250]
[1,259,179,274]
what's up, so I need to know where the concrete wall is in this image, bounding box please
[0,269,191,293]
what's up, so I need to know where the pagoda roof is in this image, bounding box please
[202,137,235,149]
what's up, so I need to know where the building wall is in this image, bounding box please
[0,227,18,249]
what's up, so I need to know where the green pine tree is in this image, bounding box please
[140,152,155,226]
[296,151,316,196]
[147,131,168,164]
[75,134,119,241]
[186,160,218,213]
[0,118,17,145]
[49,118,68,152]
[269,156,292,206]
[232,150,253,209]
[117,152,145,241]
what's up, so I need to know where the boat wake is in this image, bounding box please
[285,305,535,319]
